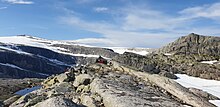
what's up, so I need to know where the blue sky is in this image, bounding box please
[0,0,220,47]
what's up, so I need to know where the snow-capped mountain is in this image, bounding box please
[0,35,151,78]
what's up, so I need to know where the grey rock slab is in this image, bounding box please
[90,77,184,107]
[34,96,83,107]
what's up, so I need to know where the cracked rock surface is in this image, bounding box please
[5,63,217,107]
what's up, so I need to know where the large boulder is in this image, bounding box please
[43,73,75,88]
[159,71,178,79]
[47,82,74,98]
[73,74,92,87]
[34,96,82,107]
[56,73,72,83]
[80,94,96,107]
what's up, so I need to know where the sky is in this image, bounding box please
[1,0,220,48]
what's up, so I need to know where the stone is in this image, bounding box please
[189,88,220,100]
[56,73,70,83]
[47,82,74,97]
[92,94,102,102]
[80,94,96,107]
[34,96,82,107]
[72,96,80,104]
[73,74,92,87]
[3,95,21,107]
[159,71,178,79]
[43,77,58,88]
[24,95,47,107]
[82,85,90,93]
[76,85,85,93]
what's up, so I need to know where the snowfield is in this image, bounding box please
[0,36,105,58]
[175,74,220,106]
[107,47,150,55]
[0,36,151,57]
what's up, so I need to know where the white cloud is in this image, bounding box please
[0,6,7,9]
[180,3,220,20]
[60,2,220,47]
[61,15,175,47]
[73,38,117,46]
[94,7,108,12]
[2,0,34,4]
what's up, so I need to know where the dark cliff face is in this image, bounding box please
[0,43,118,79]
[0,44,77,78]
[18,46,76,65]
[158,33,220,59]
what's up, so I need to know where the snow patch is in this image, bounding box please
[0,63,27,71]
[200,60,218,64]
[107,47,150,56]
[175,74,220,106]
[209,100,220,107]
[15,86,41,96]
[0,46,32,55]
[0,62,50,76]
[164,53,172,56]
[37,73,50,76]
[36,55,72,66]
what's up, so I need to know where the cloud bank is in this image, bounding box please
[58,2,220,47]
[2,0,34,4]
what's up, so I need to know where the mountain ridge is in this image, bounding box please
[158,33,220,60]
[0,35,151,78]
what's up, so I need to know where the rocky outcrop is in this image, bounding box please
[111,61,216,107]
[111,34,220,81]
[113,52,178,78]
[158,33,220,60]
[6,62,218,107]
[90,78,183,107]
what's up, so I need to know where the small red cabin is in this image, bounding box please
[96,56,107,64]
